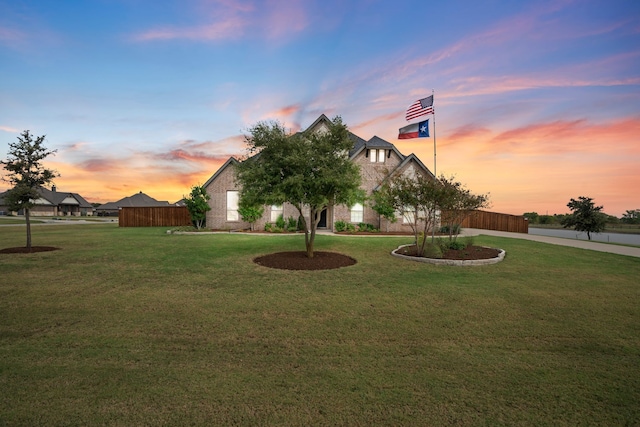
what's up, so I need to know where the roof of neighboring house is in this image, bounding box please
[37,187,94,208]
[96,191,171,211]
[0,187,93,209]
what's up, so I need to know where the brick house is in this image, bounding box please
[0,186,94,216]
[202,114,435,232]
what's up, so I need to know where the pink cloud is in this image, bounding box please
[131,0,311,43]
[0,125,19,133]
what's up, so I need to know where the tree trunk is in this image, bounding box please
[25,208,32,251]
[306,208,317,258]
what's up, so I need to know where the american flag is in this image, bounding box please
[405,95,434,121]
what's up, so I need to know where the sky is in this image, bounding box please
[1,0,639,217]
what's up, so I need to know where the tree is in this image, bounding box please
[561,196,606,240]
[235,116,361,258]
[183,185,211,229]
[1,130,58,250]
[374,171,440,256]
[621,209,640,224]
[370,189,397,232]
[238,201,264,231]
[438,175,490,242]
[523,212,539,224]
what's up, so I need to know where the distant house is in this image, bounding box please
[202,114,435,232]
[0,186,94,216]
[95,191,171,216]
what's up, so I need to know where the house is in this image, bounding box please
[95,191,171,216]
[0,186,94,216]
[202,114,435,232]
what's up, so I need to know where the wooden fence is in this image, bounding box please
[119,206,192,227]
[452,210,529,234]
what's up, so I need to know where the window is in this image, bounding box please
[369,149,386,163]
[270,205,283,222]
[402,210,415,224]
[350,203,364,223]
[226,191,239,221]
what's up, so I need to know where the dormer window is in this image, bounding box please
[369,149,386,163]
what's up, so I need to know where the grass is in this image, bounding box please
[1,224,639,426]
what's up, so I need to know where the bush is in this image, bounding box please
[264,222,272,232]
[423,242,443,258]
[448,240,467,250]
[357,222,377,232]
[440,224,461,235]
[287,216,297,230]
[275,214,286,230]
[346,223,356,232]
[335,220,347,232]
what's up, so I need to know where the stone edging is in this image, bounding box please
[391,244,506,266]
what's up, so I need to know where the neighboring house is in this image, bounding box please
[202,114,435,232]
[0,186,94,216]
[95,191,171,216]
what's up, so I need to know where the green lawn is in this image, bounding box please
[1,224,639,426]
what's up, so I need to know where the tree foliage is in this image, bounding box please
[183,185,211,229]
[560,196,606,240]
[235,116,361,257]
[370,189,397,232]
[374,171,440,256]
[238,201,264,231]
[373,173,490,255]
[438,175,490,242]
[621,209,640,224]
[1,130,58,249]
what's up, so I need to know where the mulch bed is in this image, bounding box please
[0,246,60,254]
[396,244,501,260]
[254,251,357,270]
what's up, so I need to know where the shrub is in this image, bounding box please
[357,222,377,232]
[287,216,297,230]
[440,224,461,235]
[345,223,356,232]
[335,220,347,232]
[423,242,443,258]
[448,240,467,250]
[275,214,286,230]
[264,222,272,232]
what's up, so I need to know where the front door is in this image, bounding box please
[318,208,327,228]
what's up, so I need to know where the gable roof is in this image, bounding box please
[0,187,93,209]
[37,187,93,208]
[373,153,435,191]
[349,135,405,161]
[203,157,239,188]
[202,114,434,190]
[96,191,170,210]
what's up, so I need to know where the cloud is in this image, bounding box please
[484,117,640,156]
[130,0,311,43]
[132,16,248,42]
[77,158,123,173]
[0,26,26,44]
[0,125,19,133]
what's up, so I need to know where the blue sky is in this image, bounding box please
[1,0,639,216]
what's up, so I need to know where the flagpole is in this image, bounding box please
[432,89,436,177]
[431,89,437,242]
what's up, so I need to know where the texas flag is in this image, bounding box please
[398,119,429,139]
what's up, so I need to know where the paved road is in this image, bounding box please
[462,228,640,259]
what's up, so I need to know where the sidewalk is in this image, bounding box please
[461,228,640,259]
